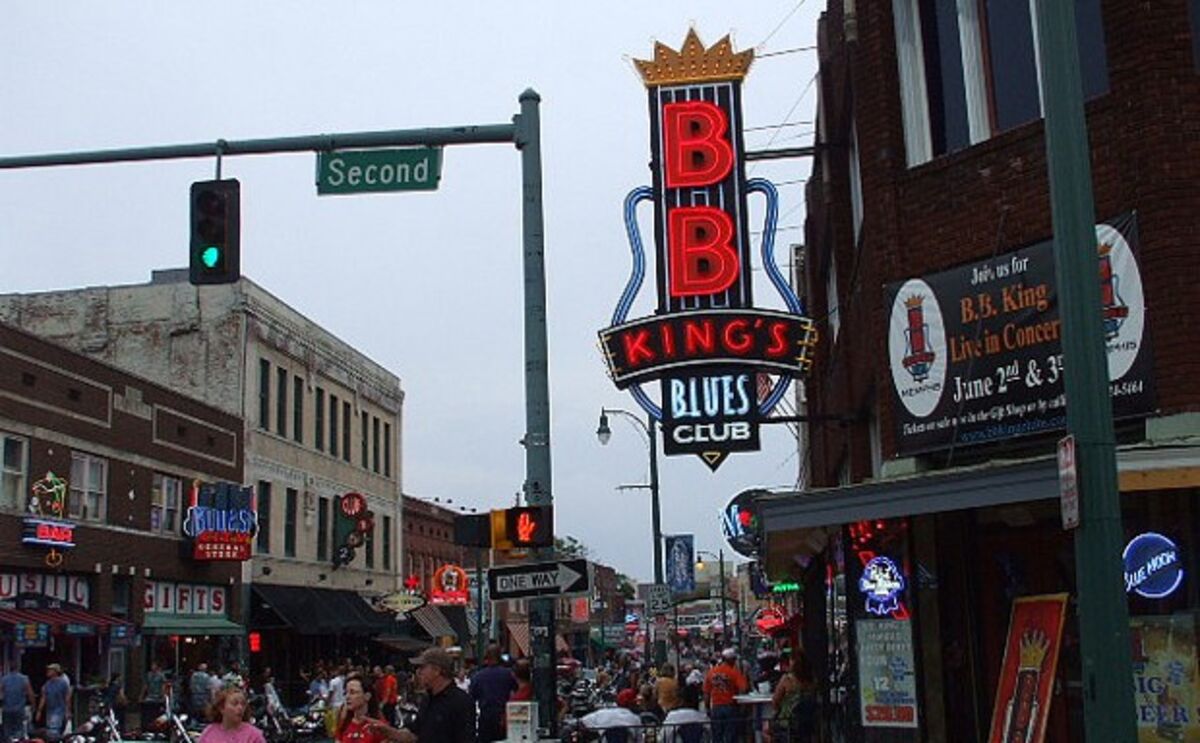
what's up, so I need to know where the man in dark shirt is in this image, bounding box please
[469,646,517,742]
[393,648,474,743]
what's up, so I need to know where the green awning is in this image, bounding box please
[142,614,244,636]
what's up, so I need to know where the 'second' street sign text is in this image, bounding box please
[317,148,442,195]
[487,559,590,600]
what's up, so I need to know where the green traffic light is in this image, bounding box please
[201,246,221,269]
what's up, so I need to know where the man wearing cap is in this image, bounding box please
[704,649,748,743]
[37,663,71,739]
[388,648,474,743]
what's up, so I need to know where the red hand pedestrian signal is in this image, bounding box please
[517,512,536,543]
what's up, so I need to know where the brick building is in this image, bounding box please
[400,495,472,646]
[0,321,243,702]
[759,2,1200,740]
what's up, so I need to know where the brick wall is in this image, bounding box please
[805,0,1200,487]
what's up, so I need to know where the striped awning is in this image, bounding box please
[507,621,530,656]
[0,606,126,630]
[410,605,455,640]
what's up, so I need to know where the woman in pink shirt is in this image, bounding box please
[197,687,266,743]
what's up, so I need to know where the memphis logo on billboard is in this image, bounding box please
[598,30,815,471]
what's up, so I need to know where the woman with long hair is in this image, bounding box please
[334,673,402,743]
[197,687,266,743]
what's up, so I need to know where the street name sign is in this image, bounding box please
[316,147,442,195]
[487,559,590,600]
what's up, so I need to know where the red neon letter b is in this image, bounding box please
[664,102,734,188]
[668,207,739,297]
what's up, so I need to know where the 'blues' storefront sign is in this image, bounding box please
[183,481,257,561]
[598,30,815,471]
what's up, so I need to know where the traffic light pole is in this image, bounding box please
[1033,4,1136,740]
[1,95,554,725]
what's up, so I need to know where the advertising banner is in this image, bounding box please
[1130,614,1200,742]
[664,534,695,595]
[987,594,1068,743]
[886,213,1154,455]
[856,619,919,728]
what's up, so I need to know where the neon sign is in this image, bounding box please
[21,518,75,549]
[598,29,816,471]
[859,556,906,616]
[430,564,469,606]
[1124,532,1183,599]
[182,482,257,562]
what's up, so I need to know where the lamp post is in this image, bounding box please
[696,549,730,650]
[597,408,664,665]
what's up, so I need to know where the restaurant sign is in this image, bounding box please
[598,30,816,471]
[430,564,469,606]
[886,213,1154,455]
[182,481,257,561]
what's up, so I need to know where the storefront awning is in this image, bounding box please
[440,605,472,645]
[142,614,244,636]
[760,456,1060,532]
[252,584,395,635]
[0,606,127,630]
[409,604,456,640]
[507,621,530,656]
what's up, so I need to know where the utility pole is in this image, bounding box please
[1033,2,1136,739]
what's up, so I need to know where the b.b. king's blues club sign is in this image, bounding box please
[598,30,816,470]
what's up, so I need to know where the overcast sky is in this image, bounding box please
[1,2,822,582]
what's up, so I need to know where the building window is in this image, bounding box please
[1192,0,1200,69]
[893,0,1109,165]
[315,387,325,451]
[848,118,863,242]
[69,452,106,522]
[276,367,288,436]
[258,359,271,430]
[383,515,392,571]
[365,527,375,570]
[151,473,183,534]
[1,434,28,510]
[361,411,369,469]
[329,395,339,458]
[383,423,392,478]
[284,488,298,558]
[256,481,272,553]
[372,417,381,474]
[293,375,304,444]
[342,402,351,463]
[825,248,841,343]
[317,496,330,562]
[112,576,131,616]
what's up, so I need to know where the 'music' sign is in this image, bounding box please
[598,30,815,470]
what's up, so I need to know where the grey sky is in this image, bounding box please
[1,2,821,581]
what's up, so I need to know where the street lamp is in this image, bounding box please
[696,549,732,651]
[596,409,663,584]
[597,407,664,666]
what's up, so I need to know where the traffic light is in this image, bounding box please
[490,505,553,551]
[189,179,241,285]
[332,492,373,568]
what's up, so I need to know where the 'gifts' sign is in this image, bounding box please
[598,30,815,470]
[143,581,227,616]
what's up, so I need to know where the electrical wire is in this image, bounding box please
[758,0,812,49]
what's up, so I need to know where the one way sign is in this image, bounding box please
[487,558,591,600]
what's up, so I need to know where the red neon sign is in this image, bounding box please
[601,309,815,388]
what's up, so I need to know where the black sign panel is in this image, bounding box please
[886,213,1154,454]
[487,559,590,600]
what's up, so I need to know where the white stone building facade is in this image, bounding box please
[0,269,404,600]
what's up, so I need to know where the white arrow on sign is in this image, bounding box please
[556,562,583,590]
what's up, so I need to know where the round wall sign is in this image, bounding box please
[341,492,366,518]
[1123,532,1184,599]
